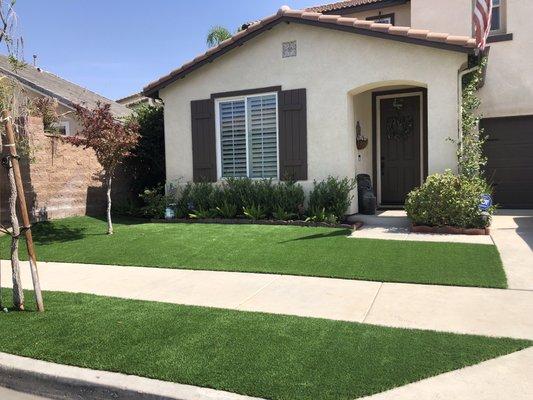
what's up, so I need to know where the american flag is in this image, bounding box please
[473,0,493,50]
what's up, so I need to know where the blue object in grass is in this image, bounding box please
[479,194,492,211]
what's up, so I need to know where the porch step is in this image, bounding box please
[347,210,411,229]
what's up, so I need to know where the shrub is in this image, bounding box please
[177,181,217,216]
[124,105,165,197]
[273,180,305,217]
[243,204,267,220]
[216,201,238,219]
[138,185,169,218]
[405,171,494,229]
[308,176,356,221]
[222,178,267,215]
[221,178,303,218]
[305,207,338,224]
[272,206,296,221]
[112,198,143,217]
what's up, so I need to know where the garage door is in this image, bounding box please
[481,115,533,209]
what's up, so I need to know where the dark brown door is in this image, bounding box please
[481,115,533,209]
[379,95,421,205]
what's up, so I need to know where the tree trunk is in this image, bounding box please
[7,162,24,310]
[106,174,113,235]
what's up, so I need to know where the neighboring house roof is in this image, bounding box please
[0,55,131,118]
[306,0,405,13]
[143,6,476,97]
[116,92,160,108]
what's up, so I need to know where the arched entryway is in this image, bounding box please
[348,82,428,208]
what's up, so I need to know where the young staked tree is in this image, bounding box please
[0,0,28,311]
[64,103,139,234]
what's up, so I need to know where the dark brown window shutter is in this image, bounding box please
[278,89,307,181]
[191,99,217,182]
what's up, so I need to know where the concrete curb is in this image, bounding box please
[0,352,263,400]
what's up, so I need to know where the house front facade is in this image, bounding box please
[144,0,533,213]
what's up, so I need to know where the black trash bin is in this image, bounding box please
[356,174,377,215]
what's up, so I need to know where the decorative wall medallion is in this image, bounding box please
[282,41,297,58]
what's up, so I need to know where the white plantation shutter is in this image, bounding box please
[218,93,279,179]
[247,94,278,178]
[219,99,247,177]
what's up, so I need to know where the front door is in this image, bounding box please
[379,95,421,205]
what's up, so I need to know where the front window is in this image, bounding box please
[490,0,505,34]
[217,93,278,179]
[366,13,395,25]
[51,121,70,135]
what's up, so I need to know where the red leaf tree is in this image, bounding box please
[65,102,139,234]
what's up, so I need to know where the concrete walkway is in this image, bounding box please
[350,226,493,244]
[491,210,533,290]
[2,261,532,340]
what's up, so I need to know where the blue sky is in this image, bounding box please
[12,0,313,100]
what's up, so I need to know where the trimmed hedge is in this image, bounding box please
[135,177,355,223]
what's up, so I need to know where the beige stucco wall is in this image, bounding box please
[411,0,472,36]
[478,0,533,117]
[343,3,411,26]
[410,0,533,118]
[160,23,467,212]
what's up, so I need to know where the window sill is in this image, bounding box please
[487,33,513,43]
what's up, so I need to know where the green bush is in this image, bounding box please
[243,204,267,220]
[405,171,494,229]
[138,185,169,218]
[305,207,338,224]
[216,201,238,219]
[112,198,143,217]
[272,180,305,217]
[177,181,218,216]
[124,105,165,197]
[308,176,356,221]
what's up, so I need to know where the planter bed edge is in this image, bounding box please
[411,224,490,236]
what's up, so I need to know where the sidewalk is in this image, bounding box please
[490,210,533,290]
[2,260,532,340]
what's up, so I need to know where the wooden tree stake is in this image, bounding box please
[2,110,44,311]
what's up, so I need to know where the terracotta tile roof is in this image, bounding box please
[306,0,389,13]
[143,6,476,96]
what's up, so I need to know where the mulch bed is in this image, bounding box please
[152,218,364,230]
[411,225,490,236]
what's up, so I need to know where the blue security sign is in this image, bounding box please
[479,194,493,211]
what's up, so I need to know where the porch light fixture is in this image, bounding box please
[355,121,368,150]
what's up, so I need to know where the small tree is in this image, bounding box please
[64,103,139,234]
[206,26,232,47]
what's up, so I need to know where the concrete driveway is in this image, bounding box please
[491,210,533,290]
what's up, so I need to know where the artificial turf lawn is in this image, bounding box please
[0,216,507,288]
[0,290,529,400]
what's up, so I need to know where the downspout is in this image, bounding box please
[457,65,479,143]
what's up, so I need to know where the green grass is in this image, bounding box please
[0,216,507,288]
[0,290,529,400]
